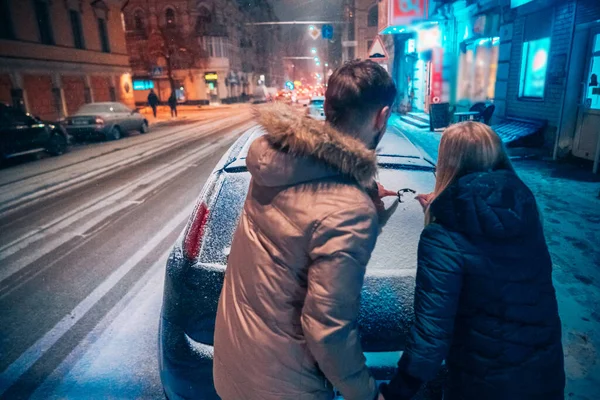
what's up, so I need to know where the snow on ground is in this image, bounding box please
[392,116,600,399]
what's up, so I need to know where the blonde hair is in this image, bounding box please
[425,121,514,225]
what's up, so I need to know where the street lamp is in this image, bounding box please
[311,48,317,54]
[309,25,315,31]
[314,57,319,62]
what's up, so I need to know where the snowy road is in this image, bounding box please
[0,106,255,399]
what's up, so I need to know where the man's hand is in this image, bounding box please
[415,193,434,212]
[377,182,397,199]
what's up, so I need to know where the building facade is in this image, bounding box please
[342,0,381,62]
[0,0,134,121]
[371,0,600,165]
[122,0,281,105]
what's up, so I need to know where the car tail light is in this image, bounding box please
[183,202,210,261]
[95,116,104,125]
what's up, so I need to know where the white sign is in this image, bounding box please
[367,36,389,62]
[342,40,358,47]
[151,66,163,77]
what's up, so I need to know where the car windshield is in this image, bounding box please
[76,104,113,114]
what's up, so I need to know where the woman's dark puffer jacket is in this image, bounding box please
[387,170,565,400]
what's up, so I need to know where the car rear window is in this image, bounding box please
[76,104,113,114]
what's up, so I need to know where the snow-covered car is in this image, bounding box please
[63,102,148,141]
[305,96,325,120]
[159,126,443,399]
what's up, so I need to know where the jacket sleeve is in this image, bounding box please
[387,224,464,396]
[302,205,378,400]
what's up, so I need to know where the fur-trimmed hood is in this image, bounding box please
[247,103,377,188]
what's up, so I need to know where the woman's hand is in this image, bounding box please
[415,193,434,212]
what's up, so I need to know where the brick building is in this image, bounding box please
[0,0,134,121]
[122,0,282,105]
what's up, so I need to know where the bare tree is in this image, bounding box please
[146,27,206,94]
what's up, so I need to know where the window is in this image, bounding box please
[0,0,14,39]
[70,10,85,49]
[97,18,110,53]
[457,38,500,102]
[195,6,211,35]
[201,37,230,58]
[133,10,145,31]
[165,8,176,27]
[34,0,54,45]
[519,37,550,99]
[367,5,378,27]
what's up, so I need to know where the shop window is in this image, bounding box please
[518,11,552,99]
[165,8,176,27]
[34,0,54,45]
[70,10,85,49]
[367,5,378,27]
[519,37,550,99]
[457,38,499,102]
[97,18,110,53]
[0,0,14,39]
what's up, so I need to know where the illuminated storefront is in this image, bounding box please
[456,14,500,106]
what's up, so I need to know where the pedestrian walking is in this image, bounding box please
[147,89,159,118]
[213,60,397,400]
[168,92,177,118]
[381,122,565,400]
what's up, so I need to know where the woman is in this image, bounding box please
[381,122,564,400]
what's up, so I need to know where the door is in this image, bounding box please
[4,107,47,153]
[573,28,600,162]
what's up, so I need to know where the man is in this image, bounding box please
[213,60,397,400]
[168,92,178,118]
[147,89,159,118]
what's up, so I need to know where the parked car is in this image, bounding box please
[305,96,325,120]
[159,125,444,399]
[63,102,148,141]
[0,103,69,160]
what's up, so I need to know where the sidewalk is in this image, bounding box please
[391,115,600,400]
[138,104,245,127]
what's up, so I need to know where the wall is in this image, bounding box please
[356,0,380,60]
[498,0,576,147]
[0,0,133,117]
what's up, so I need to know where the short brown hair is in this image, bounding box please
[325,60,397,128]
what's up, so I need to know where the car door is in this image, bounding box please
[0,106,17,156]
[116,104,135,131]
[6,108,47,153]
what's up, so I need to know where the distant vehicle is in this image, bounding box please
[0,103,69,160]
[305,96,325,121]
[63,102,148,141]
[296,94,311,106]
[252,86,269,104]
[159,126,443,399]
